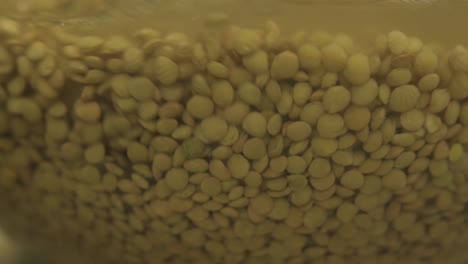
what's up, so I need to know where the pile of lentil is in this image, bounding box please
[0,15,468,264]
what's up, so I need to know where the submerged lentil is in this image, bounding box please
[0,15,467,264]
